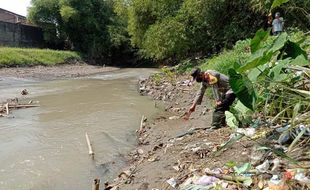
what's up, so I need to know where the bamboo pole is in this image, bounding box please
[5,103,9,115]
[9,104,40,108]
[85,132,94,156]
[137,115,145,134]
[140,115,145,129]
[0,104,40,109]
[92,179,100,190]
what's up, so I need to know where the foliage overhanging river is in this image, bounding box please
[0,68,158,190]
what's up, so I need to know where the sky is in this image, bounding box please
[0,0,31,16]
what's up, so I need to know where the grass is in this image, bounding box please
[0,47,82,67]
[199,39,251,75]
[175,39,251,75]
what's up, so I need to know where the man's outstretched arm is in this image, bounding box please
[184,83,207,119]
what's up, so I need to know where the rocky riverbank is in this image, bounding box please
[105,71,310,190]
[105,73,252,190]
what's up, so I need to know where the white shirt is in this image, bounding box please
[272,17,284,32]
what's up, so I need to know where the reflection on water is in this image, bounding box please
[0,68,158,190]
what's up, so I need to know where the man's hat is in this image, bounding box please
[190,68,201,80]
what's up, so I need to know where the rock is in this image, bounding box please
[21,89,28,95]
[148,156,159,162]
[137,149,144,155]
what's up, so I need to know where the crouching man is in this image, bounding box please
[184,68,236,129]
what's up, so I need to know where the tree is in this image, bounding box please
[126,0,265,61]
[28,0,115,62]
[28,0,65,49]
[250,0,310,31]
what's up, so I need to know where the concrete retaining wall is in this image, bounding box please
[0,21,44,48]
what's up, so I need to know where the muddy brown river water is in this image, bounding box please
[0,68,158,190]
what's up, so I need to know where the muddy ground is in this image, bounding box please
[0,62,118,79]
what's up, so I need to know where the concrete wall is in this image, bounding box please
[0,21,44,48]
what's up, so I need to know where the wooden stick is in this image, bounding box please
[9,104,40,108]
[92,179,100,190]
[85,132,94,156]
[139,115,145,132]
[5,103,9,115]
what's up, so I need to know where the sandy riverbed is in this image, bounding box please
[0,63,118,79]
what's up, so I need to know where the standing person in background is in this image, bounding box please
[272,12,284,36]
[184,68,236,129]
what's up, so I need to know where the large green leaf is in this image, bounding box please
[248,64,268,82]
[269,59,290,81]
[239,50,273,73]
[229,69,256,110]
[268,32,288,53]
[232,101,253,125]
[250,28,271,53]
[271,0,289,10]
[290,55,310,66]
[225,111,239,129]
[239,33,288,72]
[283,40,307,59]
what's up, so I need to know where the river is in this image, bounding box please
[0,68,158,190]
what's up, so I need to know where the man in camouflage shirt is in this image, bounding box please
[184,68,236,128]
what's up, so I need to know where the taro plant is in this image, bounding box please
[228,29,309,128]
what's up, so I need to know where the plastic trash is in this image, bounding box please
[236,128,256,137]
[194,175,219,186]
[167,178,177,188]
[278,130,291,145]
[256,160,270,173]
[269,175,281,185]
[204,168,222,175]
[294,172,310,183]
[268,175,289,190]
[271,158,280,171]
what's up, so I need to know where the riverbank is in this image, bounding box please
[0,63,118,79]
[105,73,252,190]
[105,70,310,190]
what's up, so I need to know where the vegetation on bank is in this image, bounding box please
[27,0,309,65]
[0,47,81,67]
[158,26,309,189]
[175,28,309,123]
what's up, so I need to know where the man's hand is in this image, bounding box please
[183,111,191,120]
[183,105,196,120]
[215,100,222,106]
[189,105,196,112]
